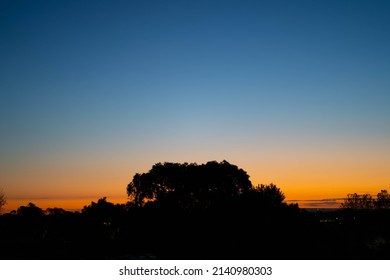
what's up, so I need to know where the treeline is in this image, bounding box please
[0,197,303,259]
[341,190,390,210]
[0,161,389,259]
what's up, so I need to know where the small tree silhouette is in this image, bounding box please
[255,183,286,206]
[375,190,390,209]
[0,189,6,213]
[17,202,45,217]
[341,193,374,209]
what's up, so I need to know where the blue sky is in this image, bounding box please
[1,0,389,209]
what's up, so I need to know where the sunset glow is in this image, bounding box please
[1,0,389,212]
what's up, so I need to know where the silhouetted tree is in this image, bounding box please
[254,183,286,206]
[45,207,67,216]
[341,193,374,210]
[341,190,390,210]
[127,160,252,208]
[82,197,126,236]
[17,202,45,218]
[12,203,47,242]
[239,183,287,210]
[0,189,5,213]
[375,190,390,209]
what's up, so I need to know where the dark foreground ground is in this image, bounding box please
[1,203,390,260]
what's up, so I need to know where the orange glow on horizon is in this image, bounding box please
[2,196,129,213]
[2,196,342,212]
[1,155,389,212]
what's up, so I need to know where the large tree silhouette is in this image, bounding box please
[127,160,252,208]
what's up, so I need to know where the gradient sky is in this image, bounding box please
[1,0,389,211]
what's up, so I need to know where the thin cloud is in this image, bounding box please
[286,198,345,208]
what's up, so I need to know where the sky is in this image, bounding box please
[1,0,389,211]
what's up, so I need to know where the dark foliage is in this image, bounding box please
[127,161,252,208]
[341,190,390,210]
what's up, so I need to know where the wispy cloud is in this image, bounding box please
[286,198,345,208]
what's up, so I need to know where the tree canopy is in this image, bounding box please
[251,184,286,208]
[16,202,45,218]
[127,160,253,208]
